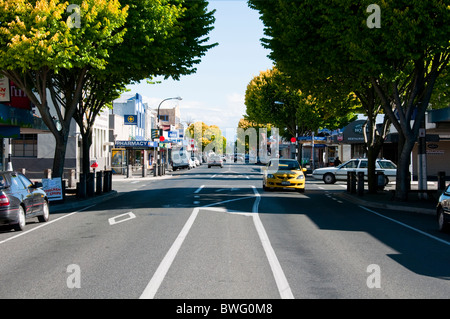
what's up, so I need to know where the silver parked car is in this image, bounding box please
[312,158,397,185]
[437,184,450,232]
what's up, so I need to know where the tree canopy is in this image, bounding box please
[186,121,227,154]
[245,67,356,139]
[0,0,128,177]
[0,0,217,178]
[249,0,450,199]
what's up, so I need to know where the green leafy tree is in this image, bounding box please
[0,0,128,177]
[186,121,226,154]
[249,0,450,199]
[245,67,355,162]
[0,0,216,179]
[236,118,272,156]
[429,69,450,110]
[73,0,217,178]
[108,0,217,82]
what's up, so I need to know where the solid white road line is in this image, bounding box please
[360,206,450,247]
[251,186,294,299]
[0,205,96,246]
[140,206,201,299]
[140,186,294,299]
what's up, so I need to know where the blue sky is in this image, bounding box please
[126,1,274,136]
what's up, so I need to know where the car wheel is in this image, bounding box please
[14,205,26,231]
[437,207,449,232]
[38,201,49,223]
[323,173,336,184]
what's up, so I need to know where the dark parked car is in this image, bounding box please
[0,171,49,231]
[437,184,450,232]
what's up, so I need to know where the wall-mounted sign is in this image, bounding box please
[124,115,137,125]
[168,131,178,139]
[0,76,11,103]
[115,140,155,148]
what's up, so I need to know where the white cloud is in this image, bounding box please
[146,93,245,132]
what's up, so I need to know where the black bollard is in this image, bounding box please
[350,172,357,194]
[96,171,103,195]
[357,171,364,196]
[87,172,95,197]
[77,174,86,198]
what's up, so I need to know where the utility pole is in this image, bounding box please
[156,97,182,176]
[418,115,427,199]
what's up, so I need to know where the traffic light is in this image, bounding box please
[151,129,159,139]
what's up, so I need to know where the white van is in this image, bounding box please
[171,148,190,171]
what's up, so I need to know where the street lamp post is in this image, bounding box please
[156,97,182,176]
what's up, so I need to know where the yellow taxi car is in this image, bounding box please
[262,159,307,192]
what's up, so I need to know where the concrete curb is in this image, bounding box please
[48,173,174,214]
[337,192,436,216]
[112,174,173,182]
[49,190,120,214]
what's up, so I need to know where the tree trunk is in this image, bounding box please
[394,133,414,201]
[81,131,93,178]
[52,132,69,178]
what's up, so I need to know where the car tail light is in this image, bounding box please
[0,193,10,206]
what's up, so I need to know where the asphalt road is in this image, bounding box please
[0,162,449,301]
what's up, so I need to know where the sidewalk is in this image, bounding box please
[337,189,438,216]
[49,170,174,214]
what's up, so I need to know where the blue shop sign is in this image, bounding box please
[124,115,137,125]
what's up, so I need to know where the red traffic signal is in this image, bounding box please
[290,137,296,143]
[159,136,165,142]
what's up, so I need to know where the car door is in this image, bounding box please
[377,160,397,180]
[357,160,368,179]
[335,160,360,180]
[9,173,34,216]
[18,173,42,215]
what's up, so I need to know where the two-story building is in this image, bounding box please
[1,78,183,179]
[110,93,162,173]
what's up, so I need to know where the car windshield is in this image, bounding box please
[269,160,300,171]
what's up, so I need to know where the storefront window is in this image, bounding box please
[12,134,37,157]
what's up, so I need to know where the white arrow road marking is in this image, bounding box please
[108,212,136,225]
